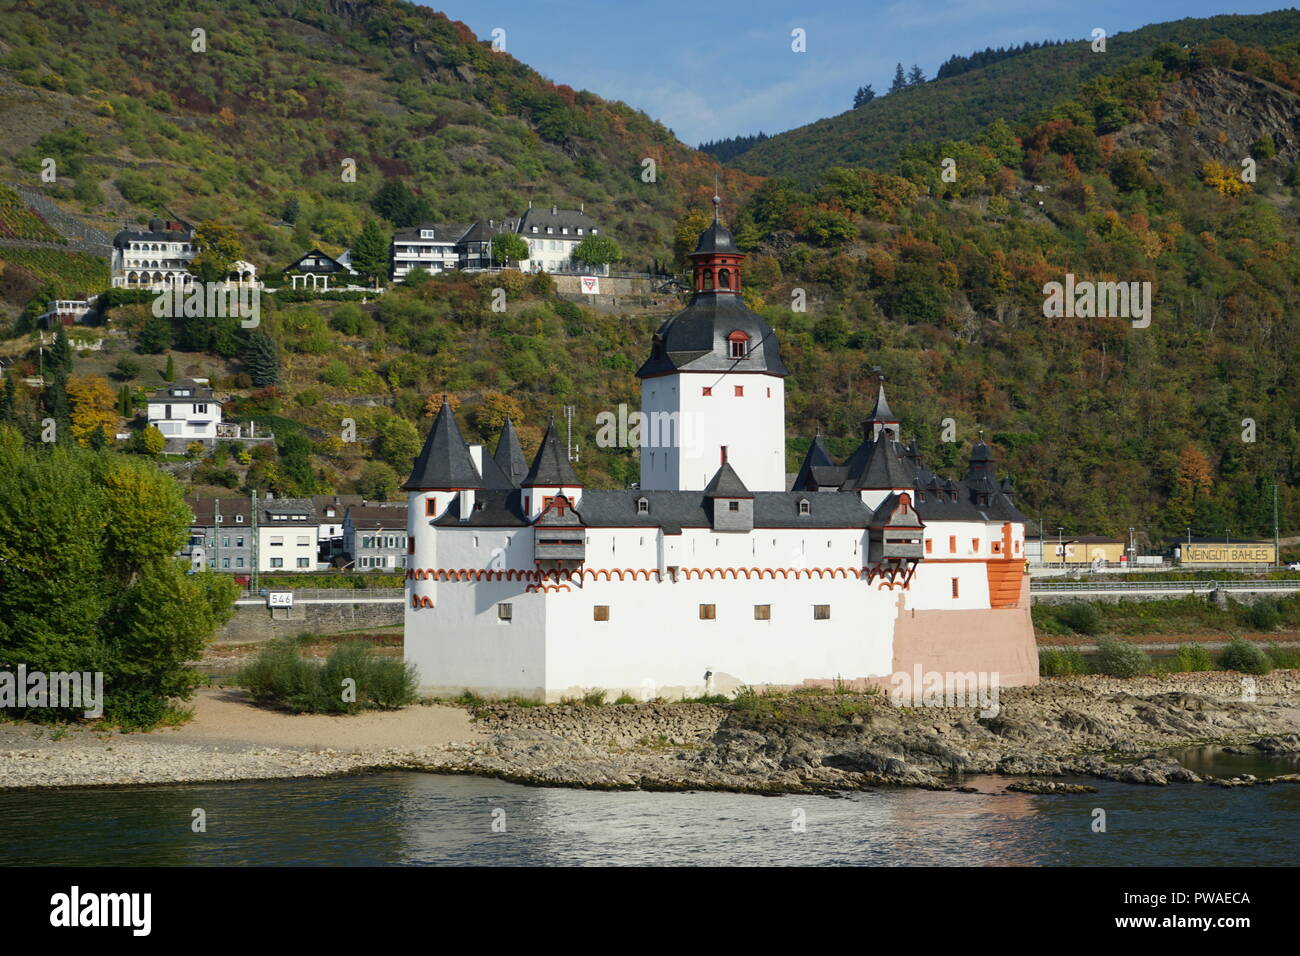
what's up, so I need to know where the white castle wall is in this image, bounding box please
[640,371,786,491]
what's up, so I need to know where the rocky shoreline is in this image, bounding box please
[2,672,1299,795]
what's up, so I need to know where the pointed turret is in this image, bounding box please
[494,417,528,487]
[523,417,580,488]
[703,460,752,498]
[403,402,482,491]
[863,383,900,441]
[704,460,753,532]
[793,433,845,491]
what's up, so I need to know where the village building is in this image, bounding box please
[184,497,254,575]
[257,497,320,573]
[401,204,1038,700]
[146,378,222,448]
[343,504,410,571]
[282,248,357,291]
[110,216,259,291]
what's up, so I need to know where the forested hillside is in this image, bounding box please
[3,2,1300,550]
[0,0,746,301]
[732,11,1300,181]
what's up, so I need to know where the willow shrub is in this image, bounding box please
[238,639,418,713]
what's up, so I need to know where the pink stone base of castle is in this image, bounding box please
[887,574,1040,689]
[782,574,1040,694]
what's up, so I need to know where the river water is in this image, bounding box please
[2,748,1298,865]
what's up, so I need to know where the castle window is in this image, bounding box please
[948,535,957,552]
[637,497,649,514]
[426,498,438,516]
[407,538,415,555]
[798,499,811,516]
[925,538,933,554]
[728,501,739,512]
[951,578,960,598]
[813,604,830,620]
[702,270,714,290]
[754,604,771,620]
[593,605,610,622]
[702,386,712,396]
[718,269,731,288]
[699,604,716,620]
[497,603,513,622]
[734,385,744,397]
[972,539,980,552]
[727,330,749,359]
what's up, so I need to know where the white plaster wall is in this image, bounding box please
[405,580,546,697]
[542,576,900,698]
[258,526,318,572]
[640,372,785,492]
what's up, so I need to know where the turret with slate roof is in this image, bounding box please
[522,417,582,519]
[493,417,529,487]
[703,460,754,532]
[403,402,481,492]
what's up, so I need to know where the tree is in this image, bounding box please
[355,461,398,500]
[473,391,524,440]
[129,424,166,457]
[243,332,280,386]
[190,221,245,283]
[572,234,621,268]
[371,181,432,228]
[491,232,530,267]
[163,354,175,382]
[375,415,421,470]
[48,328,73,379]
[350,219,391,287]
[117,384,134,419]
[137,313,173,354]
[853,85,875,108]
[0,376,16,426]
[908,64,926,86]
[66,374,118,446]
[890,63,907,93]
[0,429,238,726]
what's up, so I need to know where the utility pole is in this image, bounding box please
[1274,482,1280,567]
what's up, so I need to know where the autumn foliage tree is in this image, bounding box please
[66,374,118,446]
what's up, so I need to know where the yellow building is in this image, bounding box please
[1052,535,1126,564]
[1178,540,1276,565]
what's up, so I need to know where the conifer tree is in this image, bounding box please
[243,332,280,386]
[890,63,907,93]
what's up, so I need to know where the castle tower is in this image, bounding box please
[636,198,787,491]
[521,417,582,519]
[403,402,482,607]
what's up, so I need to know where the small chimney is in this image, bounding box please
[467,445,484,475]
[551,204,557,215]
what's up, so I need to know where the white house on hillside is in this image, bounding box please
[146,378,222,444]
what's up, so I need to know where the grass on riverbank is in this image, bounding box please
[1040,637,1300,677]
[1034,594,1300,638]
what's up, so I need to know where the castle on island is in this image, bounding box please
[403,204,1039,700]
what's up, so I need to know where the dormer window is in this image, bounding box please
[727,330,749,359]
[531,226,538,233]
[235,514,244,523]
[420,230,434,239]
[636,497,649,515]
[798,499,811,516]
[577,228,584,235]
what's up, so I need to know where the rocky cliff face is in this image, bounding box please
[1115,67,1300,172]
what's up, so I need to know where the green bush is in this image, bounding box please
[1060,602,1103,635]
[1217,638,1273,675]
[1172,644,1215,672]
[1039,647,1088,676]
[1093,637,1151,677]
[1266,644,1300,669]
[1245,600,1282,631]
[237,639,418,713]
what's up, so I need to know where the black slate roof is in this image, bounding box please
[494,417,529,487]
[703,461,752,498]
[636,293,788,377]
[523,419,579,487]
[517,206,597,234]
[403,403,483,491]
[865,384,898,423]
[392,223,472,243]
[692,221,738,255]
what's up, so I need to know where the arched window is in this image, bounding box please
[636,497,649,515]
[798,499,811,516]
[718,268,730,288]
[702,270,714,290]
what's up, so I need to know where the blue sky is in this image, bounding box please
[426,1,1285,145]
